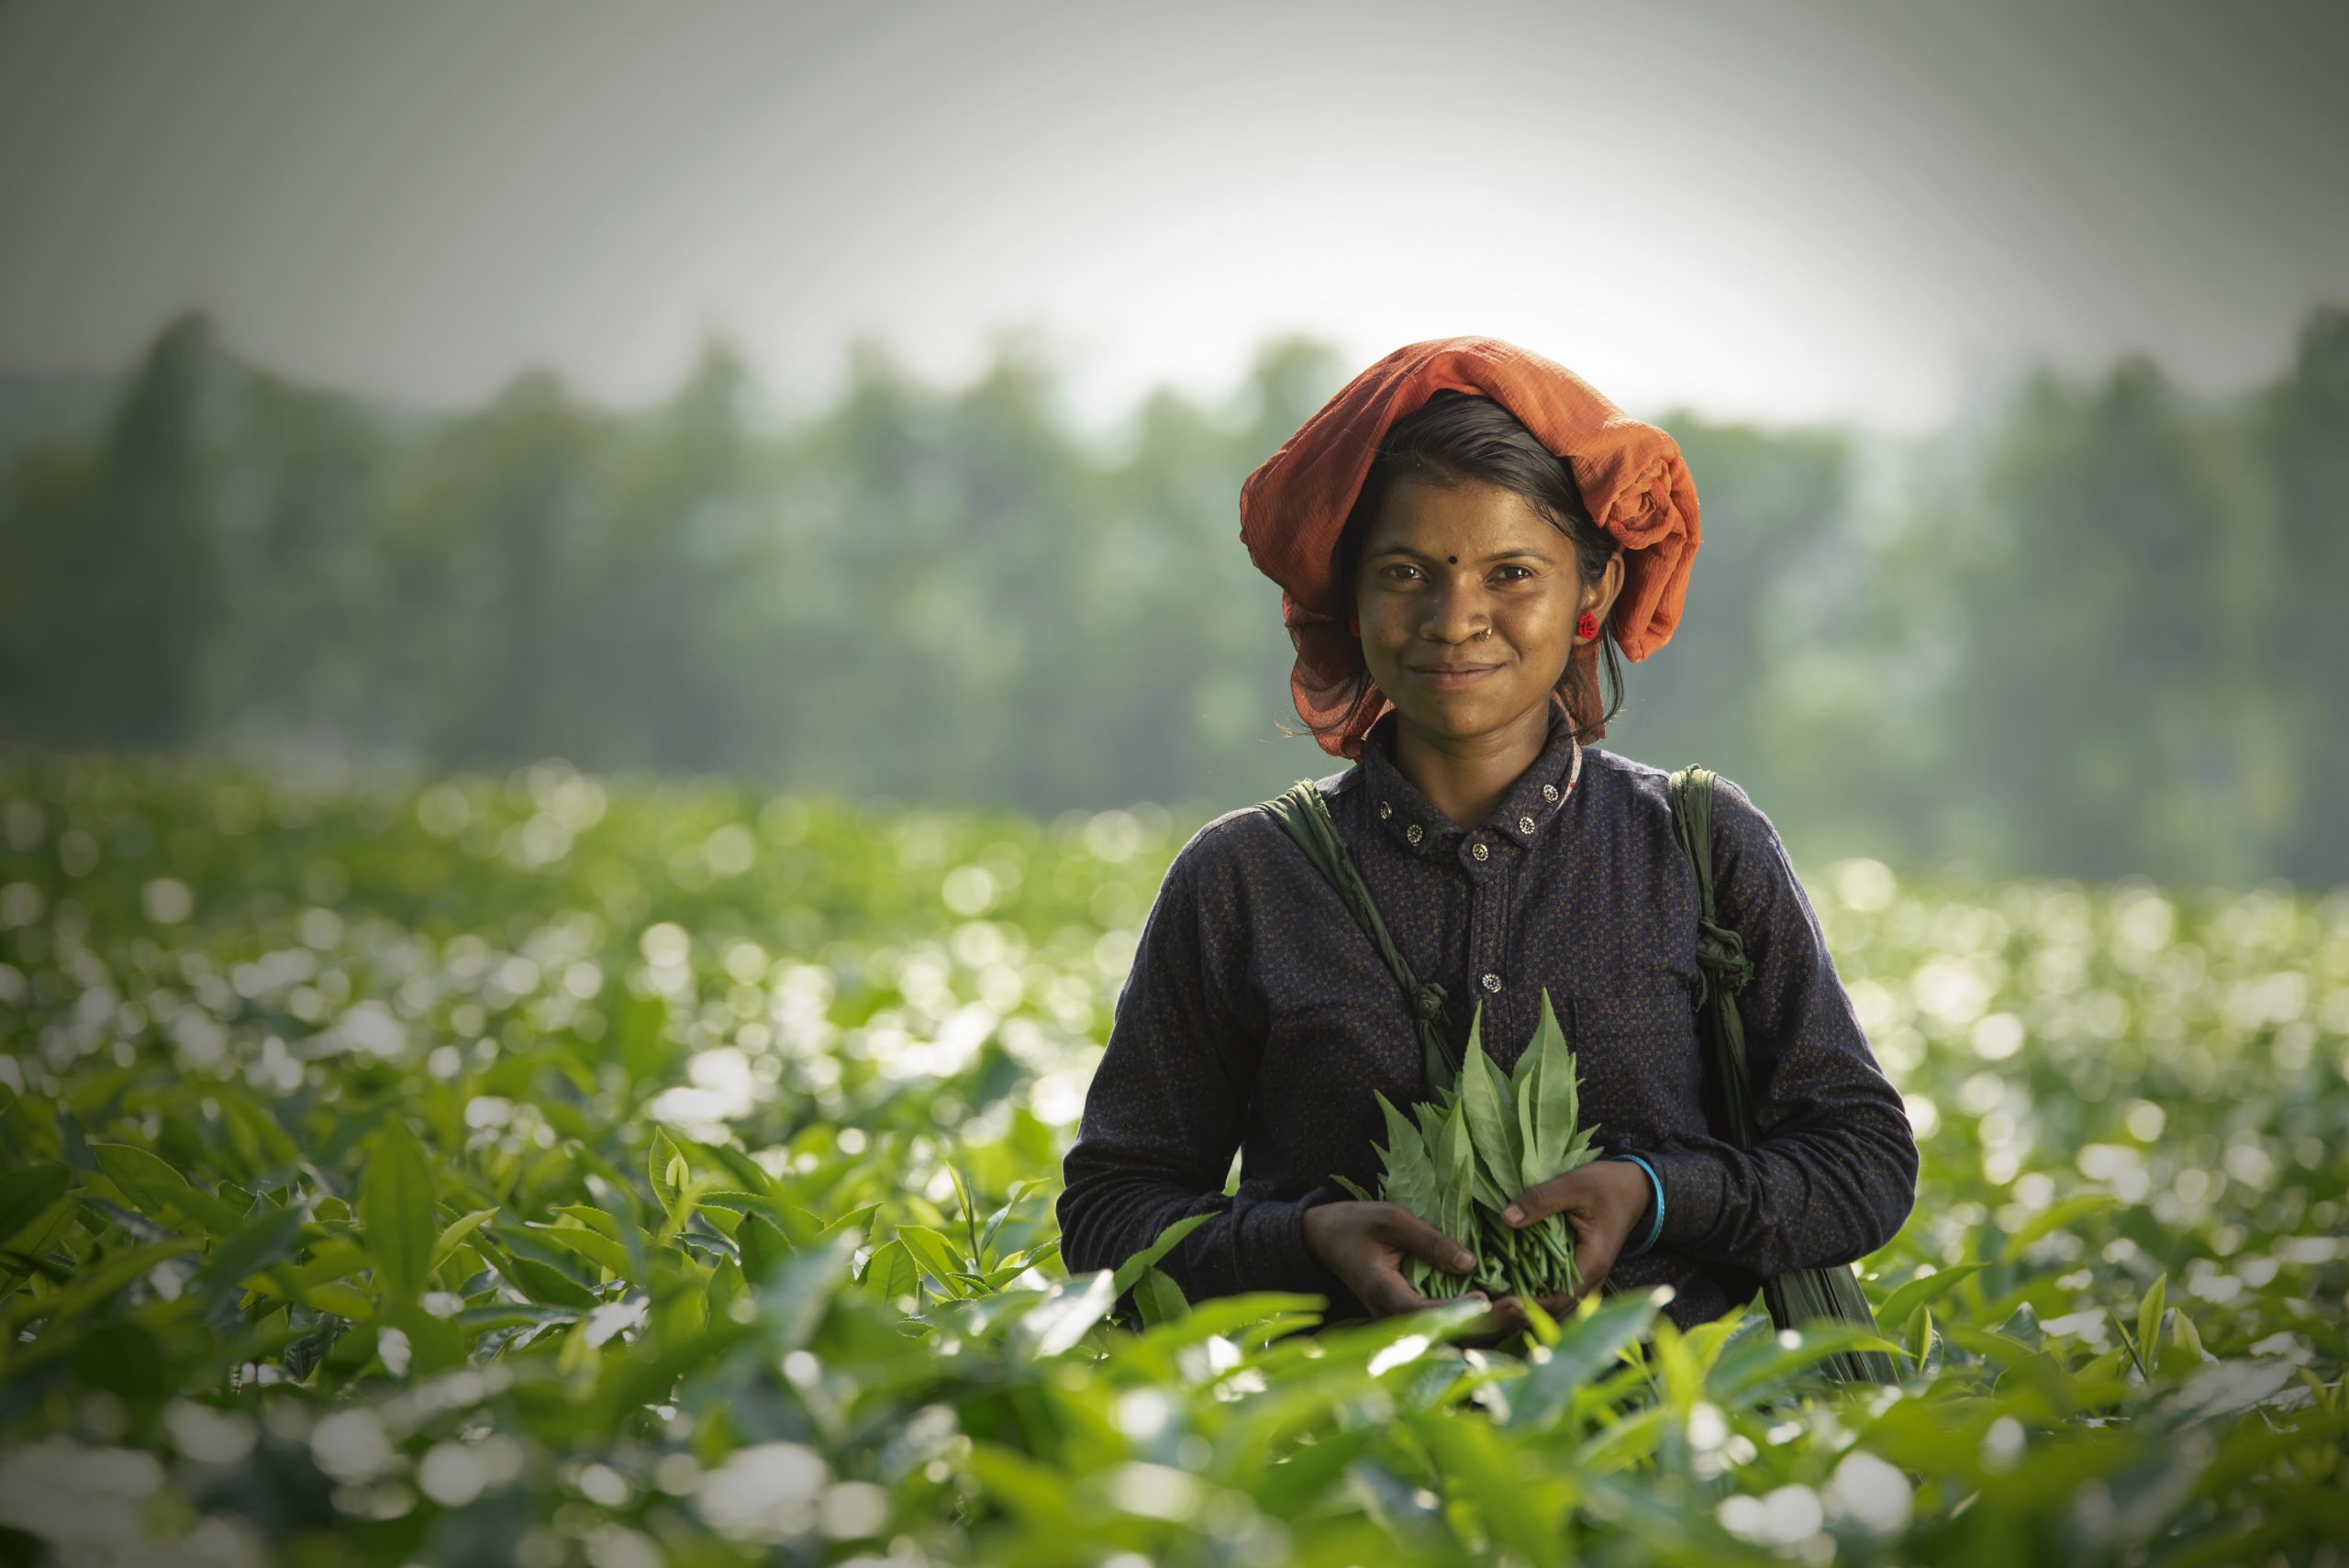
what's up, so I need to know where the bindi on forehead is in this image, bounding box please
[1448,554,1457,563]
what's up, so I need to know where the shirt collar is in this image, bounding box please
[1360,699,1584,856]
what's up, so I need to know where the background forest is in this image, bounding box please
[3,305,2344,892]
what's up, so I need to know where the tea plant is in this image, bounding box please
[1333,992,1600,1305]
[0,751,2343,1567]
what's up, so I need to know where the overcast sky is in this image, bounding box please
[2,0,2343,436]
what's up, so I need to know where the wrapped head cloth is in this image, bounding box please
[1238,335,1702,756]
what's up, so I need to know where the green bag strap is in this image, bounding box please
[1664,765,1761,1148]
[1258,780,1461,1096]
[1665,764,1901,1386]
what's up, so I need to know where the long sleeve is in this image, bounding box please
[1638,776,1920,1274]
[1053,824,1359,1317]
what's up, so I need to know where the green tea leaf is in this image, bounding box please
[1013,1270,1119,1358]
[1436,1095,1475,1241]
[896,1224,972,1290]
[1874,1262,1987,1333]
[648,1129,687,1219]
[0,1164,71,1249]
[0,1195,77,1296]
[1936,1323,2043,1372]
[195,1202,302,1290]
[452,1223,597,1310]
[1907,1302,1934,1370]
[943,1160,981,1263]
[1133,1264,1189,1327]
[1375,1092,1438,1226]
[1111,1210,1214,1298]
[1712,1322,1912,1400]
[815,1201,881,1245]
[1459,1002,1523,1210]
[977,1177,1041,1266]
[737,1211,796,1282]
[359,1119,437,1305]
[706,1257,747,1325]
[526,1219,636,1283]
[863,1237,918,1301]
[429,1208,500,1276]
[1507,1288,1667,1430]
[2158,1306,2209,1376]
[689,1190,772,1215]
[1529,990,1583,1184]
[1997,1299,2045,1350]
[90,1143,242,1234]
[2137,1272,2167,1371]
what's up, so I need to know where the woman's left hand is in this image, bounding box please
[1491,1158,1653,1318]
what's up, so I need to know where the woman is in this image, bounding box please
[1055,336,1918,1342]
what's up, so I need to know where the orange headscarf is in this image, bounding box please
[1238,335,1701,756]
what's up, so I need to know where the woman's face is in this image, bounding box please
[1352,474,1620,743]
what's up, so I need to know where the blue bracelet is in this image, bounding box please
[1605,1152,1665,1260]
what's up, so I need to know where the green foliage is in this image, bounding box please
[0,754,2343,1565]
[1351,994,1602,1309]
[358,1118,436,1305]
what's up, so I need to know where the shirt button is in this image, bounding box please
[1482,973,1502,993]
[1405,823,1422,845]
[1471,841,1489,862]
[1542,784,1560,802]
[1379,801,1393,819]
[1519,815,1537,835]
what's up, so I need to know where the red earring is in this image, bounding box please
[1347,614,1360,637]
[1576,612,1599,640]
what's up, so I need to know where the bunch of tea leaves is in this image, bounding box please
[1331,988,1603,1303]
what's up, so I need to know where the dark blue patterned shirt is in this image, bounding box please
[1054,700,1919,1331]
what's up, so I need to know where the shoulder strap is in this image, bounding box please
[1258,780,1460,1096]
[1664,765,1760,1149]
[1667,765,1903,1385]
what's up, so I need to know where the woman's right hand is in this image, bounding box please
[1301,1200,1528,1347]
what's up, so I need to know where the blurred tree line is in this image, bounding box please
[1,306,2343,889]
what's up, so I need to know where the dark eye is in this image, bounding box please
[1496,564,1534,582]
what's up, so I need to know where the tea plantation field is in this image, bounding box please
[0,753,2343,1567]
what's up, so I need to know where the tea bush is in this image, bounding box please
[0,753,2343,1567]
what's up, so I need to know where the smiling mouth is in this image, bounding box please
[1410,664,1500,685]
